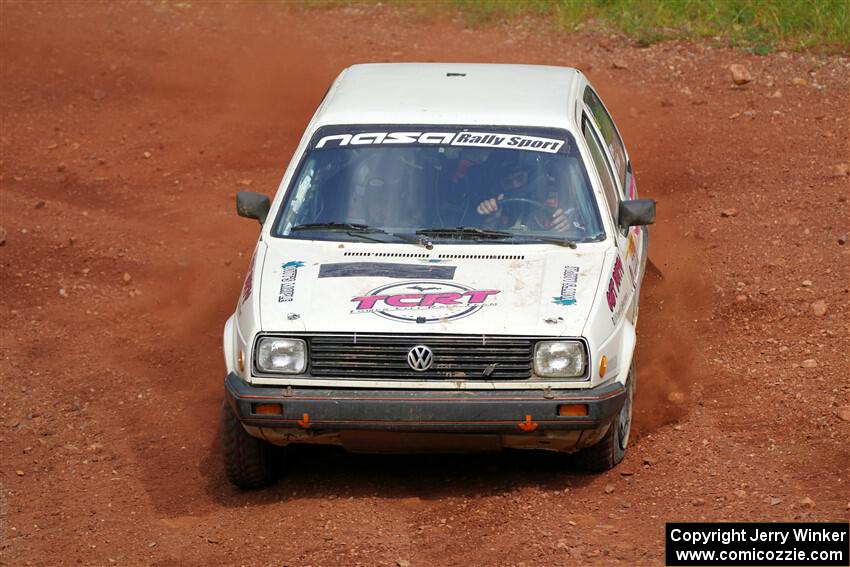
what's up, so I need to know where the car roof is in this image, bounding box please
[312,63,584,130]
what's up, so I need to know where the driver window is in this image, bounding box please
[584,87,627,191]
[582,115,620,228]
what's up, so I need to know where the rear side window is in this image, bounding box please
[582,117,619,225]
[584,88,627,187]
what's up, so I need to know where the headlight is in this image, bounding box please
[533,341,586,378]
[256,337,307,374]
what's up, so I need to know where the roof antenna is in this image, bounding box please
[446,72,466,77]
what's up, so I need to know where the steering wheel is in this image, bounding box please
[498,197,567,232]
[498,197,551,212]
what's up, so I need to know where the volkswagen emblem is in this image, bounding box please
[407,345,433,372]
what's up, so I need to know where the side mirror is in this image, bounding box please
[618,199,656,228]
[236,191,270,225]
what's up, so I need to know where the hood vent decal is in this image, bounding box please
[319,262,456,279]
[341,251,526,262]
[343,251,429,258]
[437,254,525,260]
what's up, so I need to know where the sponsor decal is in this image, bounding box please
[626,232,638,281]
[351,280,500,323]
[553,265,580,306]
[626,233,637,259]
[238,250,257,311]
[318,262,455,280]
[453,132,564,153]
[278,260,304,303]
[606,255,631,324]
[315,130,564,154]
[606,256,625,313]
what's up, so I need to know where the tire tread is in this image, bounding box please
[575,366,634,473]
[574,425,617,472]
[220,401,276,489]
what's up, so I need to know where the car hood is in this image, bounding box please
[258,239,608,337]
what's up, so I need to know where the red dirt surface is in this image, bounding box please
[1,3,848,566]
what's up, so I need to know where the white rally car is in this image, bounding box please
[222,63,655,488]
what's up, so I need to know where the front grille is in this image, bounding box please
[307,334,534,380]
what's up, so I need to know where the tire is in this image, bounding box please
[574,365,634,472]
[220,400,276,489]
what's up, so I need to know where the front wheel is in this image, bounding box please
[220,400,277,489]
[574,366,634,472]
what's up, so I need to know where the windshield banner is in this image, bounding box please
[314,130,566,154]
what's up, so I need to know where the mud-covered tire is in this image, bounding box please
[220,400,276,489]
[574,366,634,472]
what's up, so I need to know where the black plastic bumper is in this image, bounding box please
[224,373,626,434]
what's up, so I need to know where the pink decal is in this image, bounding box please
[419,292,463,307]
[351,283,502,321]
[239,250,257,305]
[351,295,389,310]
[606,257,625,312]
[384,294,424,307]
[612,257,624,289]
[464,289,501,304]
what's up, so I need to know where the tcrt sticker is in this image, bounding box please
[351,281,500,323]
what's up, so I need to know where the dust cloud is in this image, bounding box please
[633,228,712,435]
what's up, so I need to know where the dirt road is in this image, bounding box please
[1,3,848,566]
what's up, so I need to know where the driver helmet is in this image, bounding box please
[496,158,532,193]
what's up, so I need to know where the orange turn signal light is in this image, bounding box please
[599,355,607,378]
[238,350,245,373]
[558,404,588,417]
[253,403,282,416]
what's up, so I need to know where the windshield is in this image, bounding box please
[272,126,605,245]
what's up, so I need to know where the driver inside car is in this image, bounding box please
[474,159,576,233]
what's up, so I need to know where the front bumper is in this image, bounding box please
[224,372,626,434]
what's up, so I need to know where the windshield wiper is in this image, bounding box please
[508,234,577,248]
[394,232,434,250]
[416,227,514,240]
[291,222,375,232]
[291,222,433,249]
[416,227,576,248]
